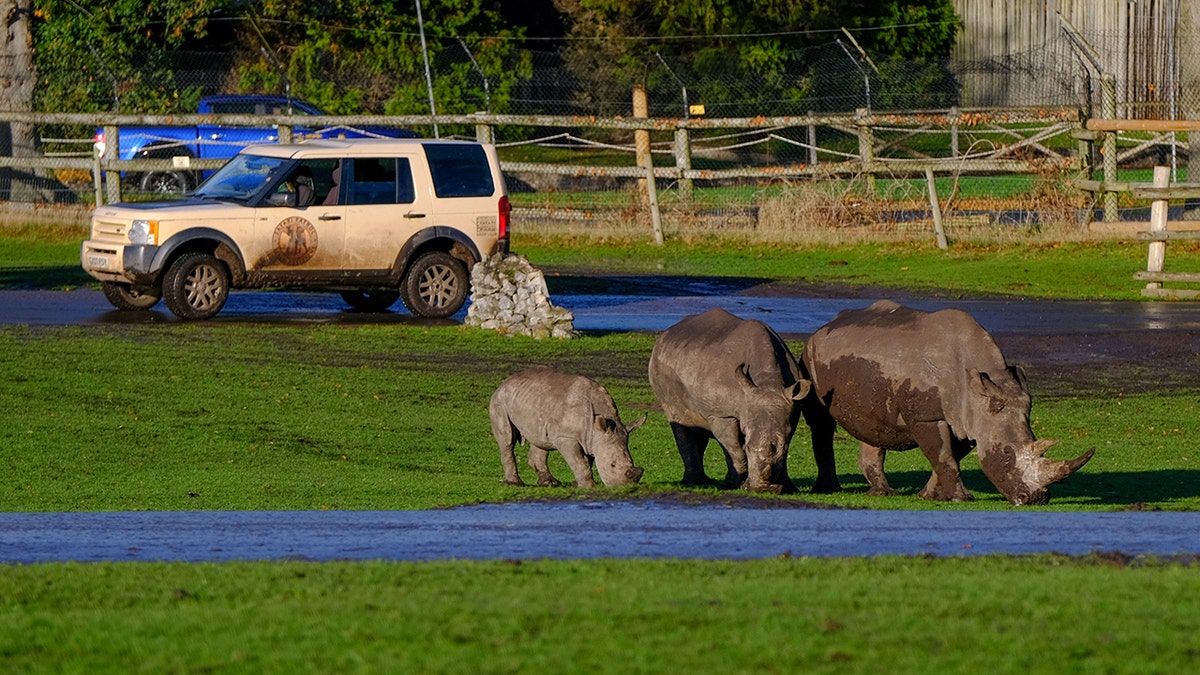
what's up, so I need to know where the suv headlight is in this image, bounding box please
[129,219,158,246]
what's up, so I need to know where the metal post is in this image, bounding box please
[415,0,439,138]
[673,127,693,202]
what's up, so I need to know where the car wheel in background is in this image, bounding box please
[139,171,191,195]
[101,281,162,311]
[339,289,401,312]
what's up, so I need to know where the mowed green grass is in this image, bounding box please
[3,323,1197,512]
[2,227,1199,672]
[3,556,1199,673]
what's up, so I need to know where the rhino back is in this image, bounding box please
[803,300,1012,443]
[650,308,802,421]
[492,368,614,446]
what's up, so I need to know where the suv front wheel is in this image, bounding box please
[162,252,231,320]
[401,251,468,318]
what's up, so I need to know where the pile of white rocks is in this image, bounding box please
[465,253,577,339]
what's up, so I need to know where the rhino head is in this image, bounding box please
[735,365,811,493]
[589,412,647,486]
[968,367,1094,505]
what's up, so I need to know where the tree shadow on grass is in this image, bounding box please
[0,265,92,290]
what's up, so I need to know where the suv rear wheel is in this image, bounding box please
[162,252,230,320]
[340,289,401,312]
[401,251,468,318]
[101,281,162,311]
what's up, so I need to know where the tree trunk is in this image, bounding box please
[1,0,55,203]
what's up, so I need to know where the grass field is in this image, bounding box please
[2,223,1198,672]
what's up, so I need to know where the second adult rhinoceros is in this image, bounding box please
[489,367,646,488]
[801,300,1094,505]
[648,308,811,493]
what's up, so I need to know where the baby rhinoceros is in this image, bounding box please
[489,367,647,488]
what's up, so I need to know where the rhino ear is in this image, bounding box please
[1009,364,1029,392]
[967,369,1004,397]
[594,414,617,434]
[736,363,757,391]
[625,413,648,434]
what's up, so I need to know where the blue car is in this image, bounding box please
[95,95,417,194]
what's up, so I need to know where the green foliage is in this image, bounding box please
[31,0,229,113]
[555,0,960,115]
[237,0,530,115]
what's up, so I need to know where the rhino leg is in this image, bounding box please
[670,422,717,487]
[803,404,842,493]
[709,417,749,489]
[858,443,899,496]
[526,445,561,487]
[492,416,526,486]
[913,421,973,501]
[558,441,598,488]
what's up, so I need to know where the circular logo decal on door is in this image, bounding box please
[272,217,319,265]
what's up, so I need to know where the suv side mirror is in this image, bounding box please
[268,191,297,207]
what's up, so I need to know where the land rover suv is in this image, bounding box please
[81,138,511,320]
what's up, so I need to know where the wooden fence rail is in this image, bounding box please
[0,107,1082,208]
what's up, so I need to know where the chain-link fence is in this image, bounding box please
[5,23,1200,239]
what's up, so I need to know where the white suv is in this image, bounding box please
[81,138,511,319]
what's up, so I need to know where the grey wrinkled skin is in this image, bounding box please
[802,300,1094,505]
[648,308,811,494]
[489,367,646,488]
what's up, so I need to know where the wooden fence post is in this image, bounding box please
[807,111,818,165]
[103,125,121,205]
[1101,73,1119,222]
[926,168,948,249]
[633,85,650,195]
[856,108,876,193]
[1144,165,1170,292]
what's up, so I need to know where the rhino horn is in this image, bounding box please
[1032,438,1058,457]
[1041,446,1096,486]
[625,413,648,434]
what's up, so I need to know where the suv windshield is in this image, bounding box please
[192,154,288,202]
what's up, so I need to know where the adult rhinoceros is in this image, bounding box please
[649,308,810,493]
[802,300,1094,505]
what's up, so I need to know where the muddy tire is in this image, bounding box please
[339,289,401,312]
[401,251,468,318]
[139,170,191,195]
[101,281,161,311]
[161,252,230,320]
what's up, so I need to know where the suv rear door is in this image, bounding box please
[340,154,426,272]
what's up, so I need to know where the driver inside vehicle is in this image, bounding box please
[278,166,315,207]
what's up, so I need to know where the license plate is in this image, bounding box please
[87,255,109,269]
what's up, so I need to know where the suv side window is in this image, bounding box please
[424,144,495,198]
[345,158,415,205]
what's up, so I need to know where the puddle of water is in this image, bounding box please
[2,502,1198,563]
